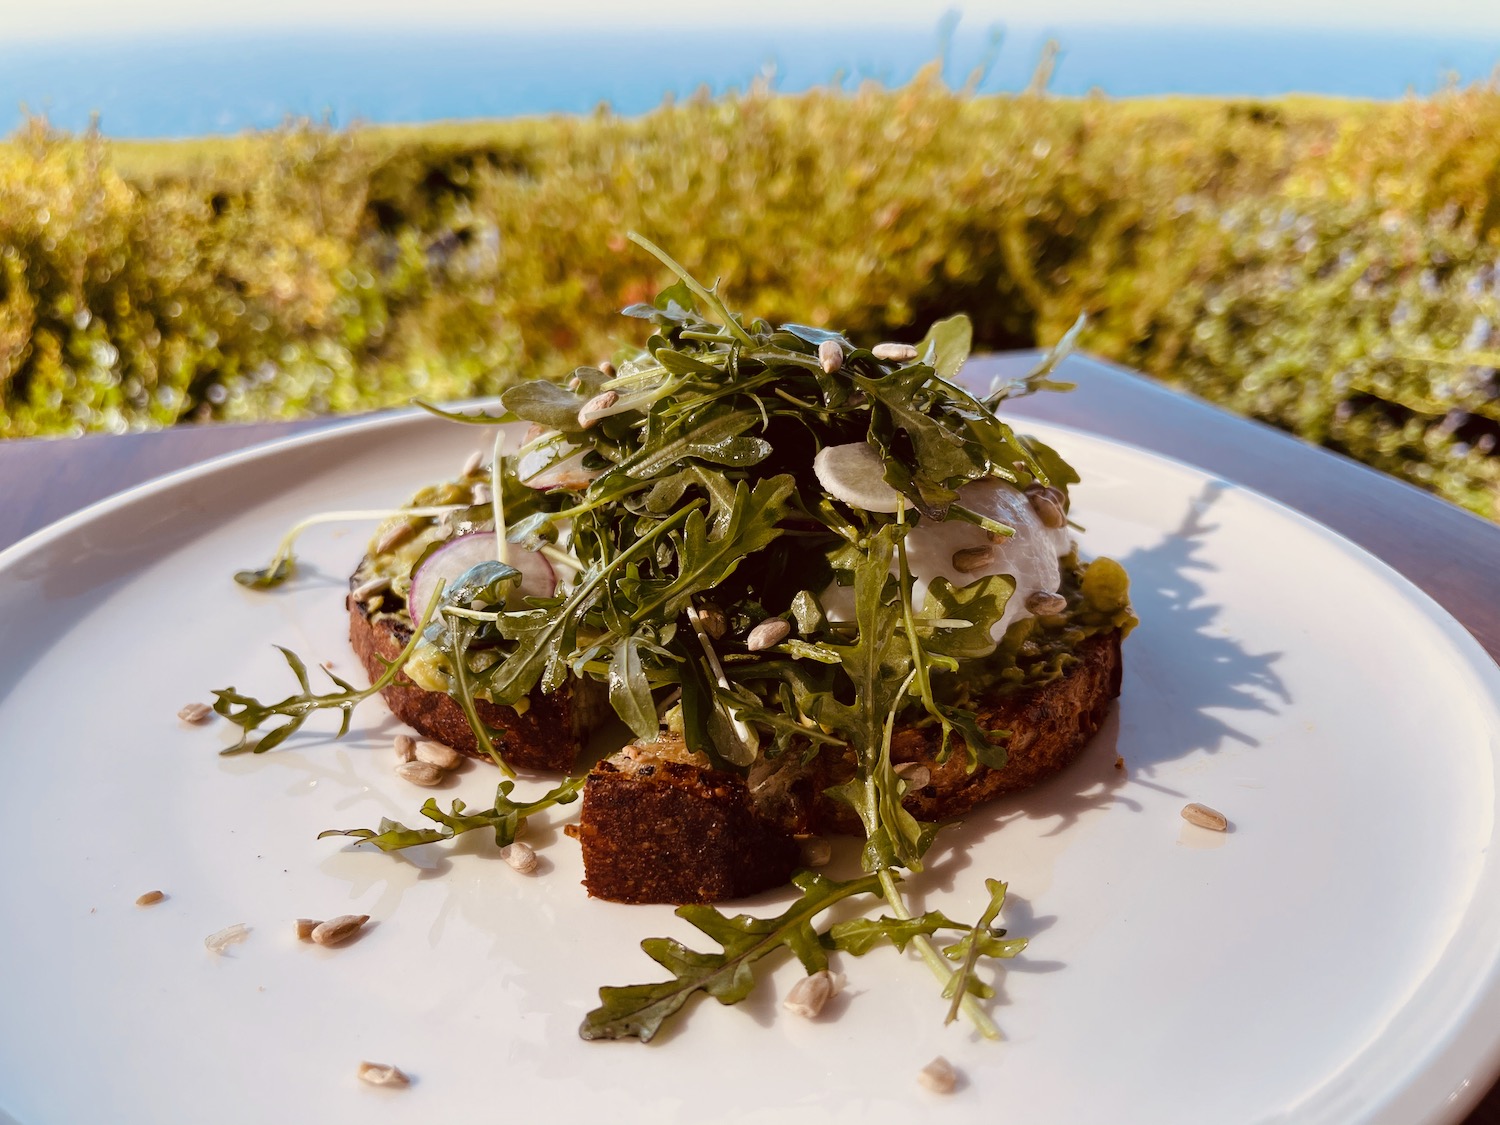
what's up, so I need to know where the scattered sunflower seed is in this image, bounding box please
[352,575,391,602]
[295,918,322,941]
[783,969,843,1019]
[414,740,464,770]
[357,1061,410,1089]
[311,914,370,946]
[1025,590,1069,616]
[205,923,251,954]
[872,342,919,363]
[894,761,933,789]
[577,390,619,428]
[177,702,213,724]
[1182,803,1229,831]
[951,545,998,574]
[135,890,166,906]
[746,618,792,651]
[396,761,446,787]
[598,360,617,379]
[394,734,417,763]
[918,1056,958,1094]
[501,841,538,874]
[523,422,547,444]
[375,520,416,554]
[817,339,844,374]
[799,836,832,867]
[461,448,485,478]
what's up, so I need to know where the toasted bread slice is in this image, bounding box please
[576,630,1122,903]
[347,577,606,773]
[572,737,801,904]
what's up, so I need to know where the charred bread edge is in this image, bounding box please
[578,629,1124,902]
[347,581,587,772]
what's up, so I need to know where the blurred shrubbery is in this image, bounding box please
[2,72,1498,516]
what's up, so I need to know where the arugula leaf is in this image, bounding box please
[941,879,1027,1021]
[580,871,881,1042]
[609,634,658,741]
[319,775,585,850]
[234,556,292,590]
[920,573,1016,660]
[917,313,974,380]
[620,410,768,479]
[823,911,973,955]
[214,585,446,751]
[499,380,590,431]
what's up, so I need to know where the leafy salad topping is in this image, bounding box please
[215,234,1133,1044]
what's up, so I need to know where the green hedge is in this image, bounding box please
[2,73,1498,516]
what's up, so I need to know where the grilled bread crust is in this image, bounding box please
[573,759,802,904]
[808,630,1123,834]
[347,586,598,773]
[348,546,1122,903]
[576,630,1123,903]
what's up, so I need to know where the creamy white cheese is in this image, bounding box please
[822,477,1071,638]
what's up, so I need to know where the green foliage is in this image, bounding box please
[3,75,1499,515]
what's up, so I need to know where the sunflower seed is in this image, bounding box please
[918,1056,958,1094]
[578,390,619,428]
[501,841,538,874]
[799,836,832,867]
[394,734,417,763]
[396,761,445,787]
[1181,803,1229,831]
[415,740,463,770]
[177,702,213,724]
[375,520,416,554]
[817,339,844,374]
[872,342,918,363]
[357,1061,409,1088]
[311,914,370,946]
[461,449,485,477]
[135,890,166,906]
[352,575,391,602]
[952,545,998,574]
[783,969,843,1018]
[1026,487,1067,529]
[598,360,617,379]
[523,422,547,443]
[894,761,932,789]
[746,618,791,651]
[1025,590,1069,616]
[697,602,728,640]
[295,918,322,941]
[204,923,250,954]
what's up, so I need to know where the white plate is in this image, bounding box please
[1,412,1499,1125]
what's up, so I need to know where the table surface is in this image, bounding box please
[4,351,1499,1124]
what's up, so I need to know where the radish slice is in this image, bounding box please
[812,442,904,513]
[519,445,600,491]
[410,532,556,614]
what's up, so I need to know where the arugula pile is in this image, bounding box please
[218,233,1111,1043]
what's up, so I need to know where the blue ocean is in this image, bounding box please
[3,23,1500,139]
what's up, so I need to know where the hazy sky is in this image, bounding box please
[5,0,1500,39]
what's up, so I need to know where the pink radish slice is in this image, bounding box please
[410,532,556,614]
[519,446,600,491]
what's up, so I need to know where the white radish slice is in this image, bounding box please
[812,442,904,513]
[410,532,555,614]
[519,446,600,491]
